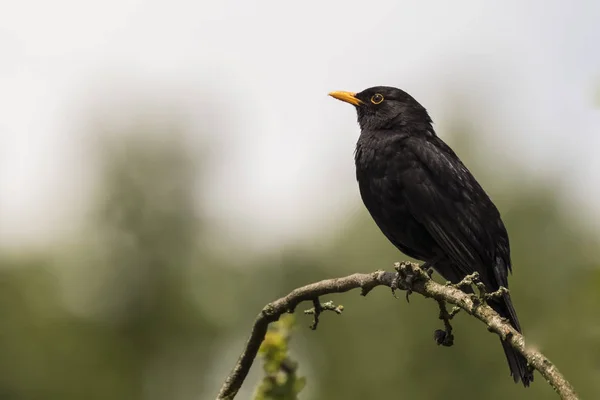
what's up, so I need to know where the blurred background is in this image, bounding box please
[1,0,599,399]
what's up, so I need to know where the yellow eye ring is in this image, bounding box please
[371,94,384,104]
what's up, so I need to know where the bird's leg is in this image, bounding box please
[420,260,436,278]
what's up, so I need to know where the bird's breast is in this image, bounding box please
[355,147,437,261]
[355,138,415,219]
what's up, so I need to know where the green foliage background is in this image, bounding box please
[0,106,598,400]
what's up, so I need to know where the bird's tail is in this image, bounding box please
[435,260,533,385]
[490,295,534,387]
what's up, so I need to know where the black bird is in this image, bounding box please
[329,86,533,386]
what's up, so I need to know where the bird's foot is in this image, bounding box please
[391,261,430,302]
[303,298,344,330]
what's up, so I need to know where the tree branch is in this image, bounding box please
[216,262,578,400]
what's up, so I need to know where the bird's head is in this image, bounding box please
[329,86,432,131]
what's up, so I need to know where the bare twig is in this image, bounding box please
[216,262,578,400]
[434,299,459,346]
[304,300,344,330]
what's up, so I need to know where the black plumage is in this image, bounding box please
[329,86,533,386]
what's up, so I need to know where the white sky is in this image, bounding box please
[1,0,599,251]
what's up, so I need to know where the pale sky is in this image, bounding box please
[1,0,599,251]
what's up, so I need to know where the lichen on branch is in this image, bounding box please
[216,262,578,400]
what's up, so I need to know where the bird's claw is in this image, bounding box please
[404,274,414,303]
[390,270,400,299]
[392,261,425,303]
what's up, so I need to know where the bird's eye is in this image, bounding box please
[371,94,384,104]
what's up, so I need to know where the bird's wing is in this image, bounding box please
[399,137,507,287]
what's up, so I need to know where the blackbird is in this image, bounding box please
[329,86,533,386]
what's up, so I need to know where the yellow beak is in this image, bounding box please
[328,91,363,106]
